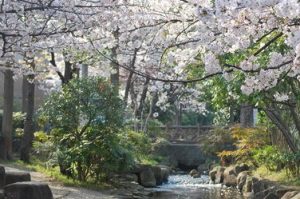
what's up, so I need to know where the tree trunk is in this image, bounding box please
[240,103,254,128]
[124,48,138,106]
[64,60,72,84]
[175,103,183,126]
[110,30,119,93]
[0,69,14,160]
[143,93,158,132]
[20,74,35,162]
[136,77,150,119]
[22,75,28,113]
[265,108,297,153]
[124,71,134,107]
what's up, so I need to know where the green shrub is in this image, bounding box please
[253,146,300,177]
[202,127,234,157]
[253,145,285,171]
[281,151,300,177]
[146,119,163,138]
[34,131,48,142]
[218,126,271,165]
[39,78,134,182]
[15,128,24,138]
[13,112,25,129]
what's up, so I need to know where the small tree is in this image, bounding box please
[40,77,133,182]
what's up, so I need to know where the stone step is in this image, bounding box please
[5,171,31,186]
[4,181,53,199]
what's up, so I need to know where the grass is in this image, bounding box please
[0,158,112,190]
[253,166,300,186]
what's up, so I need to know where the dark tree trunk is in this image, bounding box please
[22,75,28,113]
[265,108,297,153]
[124,49,138,106]
[64,60,73,84]
[110,30,119,93]
[229,105,236,124]
[124,71,134,106]
[0,69,14,160]
[143,92,158,132]
[20,74,35,163]
[240,103,254,128]
[175,103,182,126]
[135,77,150,119]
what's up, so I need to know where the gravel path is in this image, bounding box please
[4,166,121,199]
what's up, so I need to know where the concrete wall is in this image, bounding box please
[0,72,46,111]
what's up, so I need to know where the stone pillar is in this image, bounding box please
[240,104,254,128]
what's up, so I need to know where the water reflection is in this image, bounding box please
[149,175,243,199]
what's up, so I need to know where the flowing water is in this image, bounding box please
[149,175,244,199]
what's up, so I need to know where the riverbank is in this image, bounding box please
[0,161,246,199]
[254,166,300,187]
[209,164,300,199]
[0,162,155,199]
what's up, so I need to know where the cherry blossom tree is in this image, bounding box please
[2,0,300,158]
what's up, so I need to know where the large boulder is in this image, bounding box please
[215,167,225,183]
[276,188,300,199]
[264,192,279,199]
[291,192,300,199]
[4,182,53,199]
[237,171,248,191]
[223,166,237,187]
[223,174,237,187]
[132,164,170,187]
[189,169,200,178]
[209,167,217,182]
[243,176,255,193]
[281,191,300,199]
[161,167,170,183]
[209,166,225,184]
[5,172,31,185]
[252,179,276,195]
[151,166,163,186]
[254,186,277,199]
[224,166,236,176]
[138,167,156,187]
[0,165,5,188]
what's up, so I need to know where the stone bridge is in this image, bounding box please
[159,125,213,143]
[154,125,216,171]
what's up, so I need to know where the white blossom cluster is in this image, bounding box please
[1,0,300,109]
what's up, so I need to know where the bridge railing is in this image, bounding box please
[158,125,213,143]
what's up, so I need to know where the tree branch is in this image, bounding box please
[253,32,283,56]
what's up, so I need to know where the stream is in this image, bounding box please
[148,175,244,199]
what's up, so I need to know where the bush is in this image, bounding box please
[119,130,151,157]
[281,151,300,177]
[146,119,164,138]
[39,78,134,182]
[217,126,271,165]
[253,146,300,177]
[13,112,25,129]
[202,127,235,157]
[253,146,285,171]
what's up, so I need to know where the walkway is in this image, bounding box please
[4,166,120,199]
